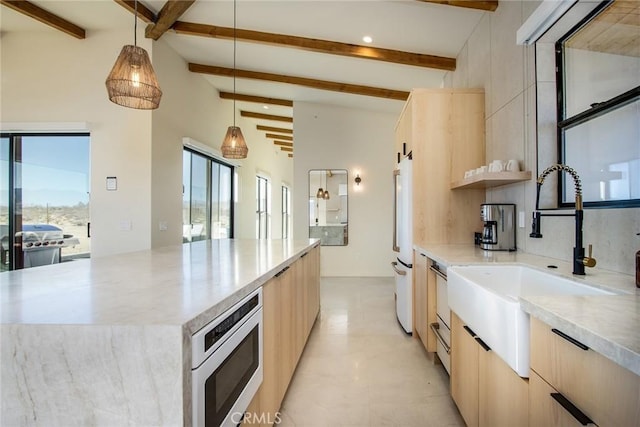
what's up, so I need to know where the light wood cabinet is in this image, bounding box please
[529,317,640,427]
[451,311,528,427]
[247,245,321,426]
[529,371,588,427]
[413,251,429,350]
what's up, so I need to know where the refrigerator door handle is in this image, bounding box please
[391,261,406,276]
[392,169,400,252]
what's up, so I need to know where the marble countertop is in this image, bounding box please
[1,238,319,335]
[415,244,640,376]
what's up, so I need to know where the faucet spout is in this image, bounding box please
[531,164,595,275]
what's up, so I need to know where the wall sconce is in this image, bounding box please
[355,174,362,185]
[316,188,324,198]
[323,190,330,200]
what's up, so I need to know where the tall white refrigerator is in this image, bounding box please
[392,156,412,334]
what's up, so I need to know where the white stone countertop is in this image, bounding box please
[1,238,319,335]
[414,243,640,377]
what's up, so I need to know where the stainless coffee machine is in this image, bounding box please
[480,204,516,251]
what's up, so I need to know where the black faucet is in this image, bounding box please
[530,164,596,275]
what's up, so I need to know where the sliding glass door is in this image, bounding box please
[1,133,90,272]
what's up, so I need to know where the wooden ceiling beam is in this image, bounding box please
[274,141,294,148]
[145,0,195,40]
[220,92,293,107]
[280,146,293,152]
[113,0,157,24]
[416,0,498,12]
[174,21,455,71]
[266,133,293,141]
[189,63,409,101]
[241,111,293,123]
[1,0,85,39]
[257,125,293,134]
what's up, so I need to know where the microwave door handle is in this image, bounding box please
[393,169,400,252]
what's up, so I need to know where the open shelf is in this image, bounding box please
[451,171,532,189]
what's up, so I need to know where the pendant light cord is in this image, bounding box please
[233,0,237,128]
[134,0,138,47]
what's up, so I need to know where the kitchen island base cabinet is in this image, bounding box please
[451,311,528,427]
[246,246,320,426]
[529,317,640,427]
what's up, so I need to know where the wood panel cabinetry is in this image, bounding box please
[245,245,321,426]
[529,317,640,427]
[451,311,528,427]
[413,252,430,350]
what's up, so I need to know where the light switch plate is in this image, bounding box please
[106,176,117,191]
[159,221,168,231]
[119,220,132,231]
[518,211,525,228]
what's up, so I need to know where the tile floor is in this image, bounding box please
[278,277,465,427]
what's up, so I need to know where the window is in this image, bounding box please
[556,0,640,207]
[256,176,270,239]
[1,133,90,271]
[182,148,234,242]
[281,185,290,239]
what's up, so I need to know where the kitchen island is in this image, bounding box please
[1,238,319,426]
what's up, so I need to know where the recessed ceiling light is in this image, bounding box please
[263,105,269,110]
[362,35,373,44]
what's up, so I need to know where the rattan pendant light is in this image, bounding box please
[221,0,248,159]
[105,0,162,110]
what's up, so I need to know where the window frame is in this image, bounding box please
[281,185,290,239]
[555,0,640,209]
[256,175,270,239]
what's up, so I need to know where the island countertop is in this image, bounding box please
[1,238,319,334]
[414,243,639,377]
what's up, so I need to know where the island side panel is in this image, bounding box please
[1,324,183,426]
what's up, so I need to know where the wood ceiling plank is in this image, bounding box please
[114,0,157,24]
[1,0,86,39]
[274,141,294,147]
[241,111,293,123]
[266,133,293,141]
[288,153,293,158]
[257,125,293,134]
[416,0,499,12]
[145,0,195,40]
[220,92,293,107]
[174,22,456,71]
[280,146,294,152]
[189,63,410,101]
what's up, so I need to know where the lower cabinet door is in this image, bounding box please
[451,312,479,427]
[529,370,597,427]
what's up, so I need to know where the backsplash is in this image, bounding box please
[443,0,639,276]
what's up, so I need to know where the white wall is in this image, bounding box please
[1,29,153,257]
[443,0,640,275]
[293,102,397,277]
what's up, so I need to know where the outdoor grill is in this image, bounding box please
[15,224,80,268]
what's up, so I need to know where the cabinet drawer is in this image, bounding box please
[530,317,640,426]
[529,371,598,427]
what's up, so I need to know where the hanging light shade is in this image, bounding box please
[323,190,330,200]
[105,45,162,109]
[221,0,248,159]
[316,188,324,198]
[221,126,249,159]
[105,0,161,109]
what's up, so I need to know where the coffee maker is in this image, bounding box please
[480,203,516,251]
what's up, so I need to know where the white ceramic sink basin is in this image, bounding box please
[447,265,615,377]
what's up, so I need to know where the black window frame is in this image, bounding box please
[555,0,640,209]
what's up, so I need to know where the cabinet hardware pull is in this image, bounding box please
[550,393,594,425]
[463,325,476,338]
[429,265,447,281]
[475,337,491,352]
[391,261,407,276]
[275,266,290,277]
[429,322,451,354]
[301,252,308,258]
[551,328,589,351]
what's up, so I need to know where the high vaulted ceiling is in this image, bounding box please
[1,0,493,147]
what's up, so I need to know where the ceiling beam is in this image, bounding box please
[241,111,293,123]
[416,0,498,12]
[220,92,293,107]
[266,133,293,141]
[174,21,456,71]
[113,0,157,24]
[189,64,410,101]
[280,147,293,153]
[1,0,86,39]
[257,125,293,134]
[274,141,293,148]
[145,0,195,40]
[288,153,293,158]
